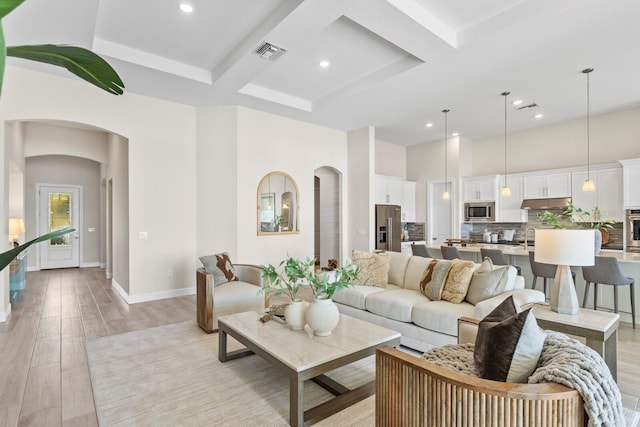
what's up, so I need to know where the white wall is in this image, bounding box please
[235,107,349,266]
[25,155,101,268]
[24,122,108,164]
[348,127,375,252]
[471,107,640,176]
[107,133,129,292]
[375,139,406,178]
[195,106,239,260]
[1,65,196,302]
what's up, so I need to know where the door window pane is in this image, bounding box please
[48,192,72,246]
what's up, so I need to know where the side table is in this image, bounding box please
[531,303,620,381]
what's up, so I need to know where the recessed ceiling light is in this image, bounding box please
[179,1,194,13]
[319,60,330,68]
[425,123,433,128]
[512,100,523,106]
[452,132,459,136]
[534,113,544,119]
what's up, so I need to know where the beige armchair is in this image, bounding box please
[196,264,266,333]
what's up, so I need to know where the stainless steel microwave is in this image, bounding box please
[464,202,495,222]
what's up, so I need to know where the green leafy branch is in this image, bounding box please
[0,0,124,96]
[0,228,75,272]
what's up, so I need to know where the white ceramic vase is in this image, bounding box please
[306,297,340,337]
[285,300,307,331]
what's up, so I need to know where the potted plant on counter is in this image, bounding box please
[538,202,616,253]
[260,256,360,335]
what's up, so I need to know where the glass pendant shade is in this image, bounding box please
[501,185,512,196]
[582,179,595,192]
[442,190,450,200]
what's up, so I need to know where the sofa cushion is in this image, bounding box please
[466,258,511,305]
[412,300,476,336]
[333,284,400,310]
[365,289,430,322]
[420,259,452,300]
[199,252,238,286]
[387,251,411,287]
[474,296,546,383]
[441,260,476,303]
[352,250,390,287]
[403,256,433,292]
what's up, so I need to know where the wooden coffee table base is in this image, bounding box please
[218,313,400,426]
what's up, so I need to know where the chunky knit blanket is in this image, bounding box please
[423,331,624,427]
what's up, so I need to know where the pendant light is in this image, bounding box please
[501,91,512,196]
[442,109,450,200]
[582,68,596,192]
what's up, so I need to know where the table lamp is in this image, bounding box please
[535,229,595,315]
[9,218,25,247]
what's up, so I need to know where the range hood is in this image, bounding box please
[520,197,571,210]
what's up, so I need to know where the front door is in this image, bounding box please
[38,185,81,269]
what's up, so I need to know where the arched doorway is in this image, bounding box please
[314,166,342,268]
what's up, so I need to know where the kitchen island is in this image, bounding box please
[426,243,640,326]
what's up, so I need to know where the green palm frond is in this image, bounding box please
[0,228,75,272]
[7,44,124,95]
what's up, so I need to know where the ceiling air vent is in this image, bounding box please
[253,42,287,61]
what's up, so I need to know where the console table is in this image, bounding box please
[531,303,620,381]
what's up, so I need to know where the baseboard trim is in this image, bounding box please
[0,302,11,322]
[81,262,100,268]
[111,279,196,304]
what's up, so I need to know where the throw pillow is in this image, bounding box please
[420,259,453,300]
[474,296,546,383]
[199,252,238,286]
[441,260,475,303]
[352,250,390,287]
[466,257,510,305]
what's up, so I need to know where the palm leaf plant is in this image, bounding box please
[0,228,75,272]
[0,0,124,96]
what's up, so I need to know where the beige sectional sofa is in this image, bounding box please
[333,251,545,351]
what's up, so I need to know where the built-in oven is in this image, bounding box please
[626,209,640,252]
[464,202,495,222]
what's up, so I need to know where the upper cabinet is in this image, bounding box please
[462,176,498,202]
[523,172,571,199]
[374,174,416,221]
[497,175,527,223]
[571,167,623,221]
[620,158,640,209]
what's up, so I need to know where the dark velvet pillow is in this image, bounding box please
[474,296,546,383]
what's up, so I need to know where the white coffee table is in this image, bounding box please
[531,303,620,381]
[218,311,401,427]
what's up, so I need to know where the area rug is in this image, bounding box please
[85,321,375,426]
[86,321,640,427]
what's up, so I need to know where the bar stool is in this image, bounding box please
[582,256,635,329]
[440,245,461,260]
[411,243,430,258]
[528,251,575,297]
[480,248,522,275]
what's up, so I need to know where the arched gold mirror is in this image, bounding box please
[257,171,300,235]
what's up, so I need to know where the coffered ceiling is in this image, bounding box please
[4,0,640,145]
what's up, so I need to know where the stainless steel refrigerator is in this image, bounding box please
[375,204,402,252]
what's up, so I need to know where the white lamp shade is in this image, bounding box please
[535,229,595,266]
[9,218,25,236]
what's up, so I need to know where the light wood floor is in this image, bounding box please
[0,267,638,426]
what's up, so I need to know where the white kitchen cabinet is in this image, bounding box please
[620,158,640,208]
[523,172,571,199]
[571,167,623,221]
[462,176,498,202]
[374,175,403,205]
[498,176,527,222]
[402,181,416,222]
[374,175,416,221]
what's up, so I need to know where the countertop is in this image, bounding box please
[426,243,640,263]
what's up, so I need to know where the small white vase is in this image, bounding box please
[306,297,340,337]
[285,300,307,331]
